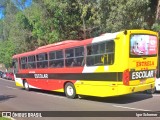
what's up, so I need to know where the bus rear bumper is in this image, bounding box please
[76,82,155,97]
[117,82,155,95]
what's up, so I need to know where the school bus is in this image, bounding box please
[12,29,159,98]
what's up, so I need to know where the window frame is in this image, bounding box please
[49,50,64,68]
[36,52,48,68]
[65,46,85,67]
[86,40,115,66]
[28,55,36,69]
[20,57,28,69]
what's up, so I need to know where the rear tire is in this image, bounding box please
[24,81,30,91]
[146,87,156,94]
[64,83,77,99]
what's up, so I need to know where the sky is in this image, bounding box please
[0,0,32,19]
[0,6,4,19]
[14,0,32,10]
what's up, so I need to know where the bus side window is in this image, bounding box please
[87,46,92,55]
[92,44,99,54]
[75,46,84,66]
[20,57,28,69]
[49,51,55,68]
[28,55,36,69]
[44,54,48,68]
[87,45,94,66]
[71,58,79,67]
[86,41,115,66]
[36,53,48,68]
[55,50,64,68]
[106,41,115,65]
[65,46,84,67]
[65,48,74,67]
[106,41,114,53]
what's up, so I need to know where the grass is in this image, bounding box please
[0,117,11,120]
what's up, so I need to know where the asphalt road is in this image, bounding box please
[0,78,160,120]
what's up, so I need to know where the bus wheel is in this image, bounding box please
[64,83,77,99]
[24,81,30,91]
[146,87,156,94]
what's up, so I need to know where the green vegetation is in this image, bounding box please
[0,0,159,68]
[0,117,11,120]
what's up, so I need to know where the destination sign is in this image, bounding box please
[131,70,155,80]
[34,74,48,79]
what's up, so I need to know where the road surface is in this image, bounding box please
[0,78,159,120]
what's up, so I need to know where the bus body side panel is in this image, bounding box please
[14,67,83,91]
[13,30,158,97]
[74,33,123,97]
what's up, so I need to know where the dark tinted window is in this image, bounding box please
[87,41,115,66]
[21,57,28,69]
[56,51,63,59]
[75,47,84,57]
[65,46,84,67]
[49,50,64,68]
[36,53,48,68]
[28,55,36,69]
[37,53,48,61]
[66,49,74,58]
[49,52,55,60]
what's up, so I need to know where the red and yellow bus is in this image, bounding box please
[12,29,159,98]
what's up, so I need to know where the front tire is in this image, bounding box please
[24,81,30,91]
[64,82,77,99]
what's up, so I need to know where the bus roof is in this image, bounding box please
[12,31,122,58]
[13,29,157,58]
[36,40,78,50]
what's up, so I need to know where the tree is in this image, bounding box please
[0,0,19,68]
[0,0,159,68]
[156,0,160,20]
[0,39,15,68]
[101,0,152,32]
[152,0,160,32]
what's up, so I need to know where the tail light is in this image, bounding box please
[123,69,130,86]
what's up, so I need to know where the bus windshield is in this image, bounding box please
[130,34,158,57]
